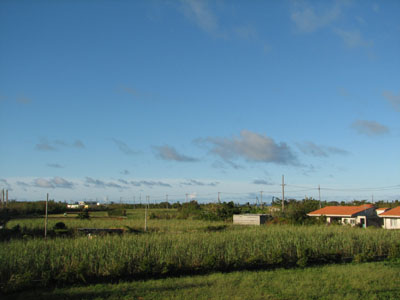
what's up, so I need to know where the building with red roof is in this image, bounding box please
[307,204,376,227]
[379,206,400,229]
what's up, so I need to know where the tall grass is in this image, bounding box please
[1,225,400,292]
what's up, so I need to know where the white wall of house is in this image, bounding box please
[383,217,400,229]
[341,217,357,226]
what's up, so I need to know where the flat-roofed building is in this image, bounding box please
[233,214,268,225]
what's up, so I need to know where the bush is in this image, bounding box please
[53,222,66,230]
[77,210,90,219]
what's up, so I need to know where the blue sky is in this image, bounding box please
[0,0,399,203]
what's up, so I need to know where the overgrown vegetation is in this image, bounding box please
[6,261,400,300]
[1,225,400,293]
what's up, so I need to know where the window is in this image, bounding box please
[390,219,397,228]
[350,219,355,225]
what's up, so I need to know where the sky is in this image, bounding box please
[0,0,399,204]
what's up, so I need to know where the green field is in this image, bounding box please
[4,261,400,300]
[2,208,400,297]
[5,208,227,233]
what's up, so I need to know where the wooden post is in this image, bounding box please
[44,193,49,239]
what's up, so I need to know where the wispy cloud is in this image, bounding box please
[290,0,346,33]
[130,180,172,188]
[154,145,198,162]
[33,177,74,189]
[35,138,85,151]
[46,163,64,169]
[35,139,57,151]
[383,90,400,112]
[351,120,389,136]
[16,96,32,104]
[180,0,222,37]
[121,169,130,175]
[252,179,272,185]
[73,140,85,149]
[112,138,138,155]
[297,141,349,157]
[85,177,127,189]
[198,130,298,165]
[234,25,258,40]
[333,28,372,48]
[118,85,156,101]
[181,179,219,187]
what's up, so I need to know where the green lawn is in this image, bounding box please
[4,261,400,300]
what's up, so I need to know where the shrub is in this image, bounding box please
[77,210,90,219]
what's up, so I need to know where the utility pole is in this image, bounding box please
[1,189,4,207]
[144,196,148,232]
[6,190,8,207]
[372,194,374,203]
[185,193,188,203]
[281,175,285,212]
[166,194,168,209]
[318,185,321,209]
[44,193,49,239]
[218,192,221,203]
[260,191,263,208]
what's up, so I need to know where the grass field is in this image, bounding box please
[4,261,400,300]
[5,209,228,233]
[2,222,400,293]
[2,209,400,297]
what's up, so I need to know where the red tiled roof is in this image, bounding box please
[380,206,400,217]
[308,204,374,217]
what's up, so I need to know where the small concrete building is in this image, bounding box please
[233,214,268,225]
[307,204,376,227]
[379,207,400,229]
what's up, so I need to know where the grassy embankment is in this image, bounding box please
[4,260,400,300]
[1,224,400,293]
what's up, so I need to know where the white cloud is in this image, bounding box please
[33,177,74,189]
[154,145,198,162]
[198,130,298,165]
